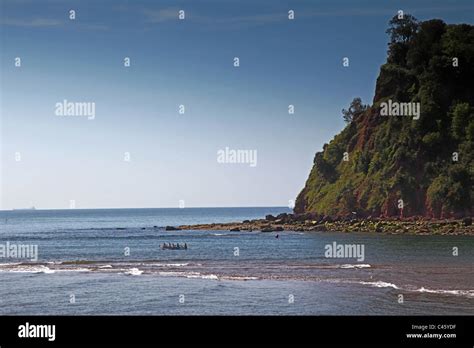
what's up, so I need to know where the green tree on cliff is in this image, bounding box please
[342,98,369,123]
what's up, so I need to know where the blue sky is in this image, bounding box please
[1,0,473,209]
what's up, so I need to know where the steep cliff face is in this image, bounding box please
[295,16,474,218]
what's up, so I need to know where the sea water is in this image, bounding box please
[0,207,473,315]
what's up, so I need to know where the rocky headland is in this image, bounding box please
[178,213,474,235]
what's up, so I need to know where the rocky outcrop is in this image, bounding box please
[295,17,474,219]
[178,214,474,235]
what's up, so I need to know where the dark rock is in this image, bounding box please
[294,212,319,222]
[242,220,250,223]
[265,214,276,221]
[314,224,327,232]
[293,214,306,222]
[321,215,333,223]
[274,226,284,231]
[463,217,472,226]
[276,213,289,222]
[230,227,240,232]
[165,226,181,231]
[261,227,274,232]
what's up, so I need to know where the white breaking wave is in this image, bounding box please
[415,287,474,298]
[0,265,56,274]
[147,263,190,267]
[41,267,55,274]
[124,268,143,276]
[0,262,22,266]
[0,265,93,273]
[188,274,219,280]
[358,281,400,289]
[325,278,474,298]
[339,264,371,269]
[221,276,259,281]
[355,281,474,298]
[158,271,219,280]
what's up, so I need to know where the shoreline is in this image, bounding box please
[178,214,474,235]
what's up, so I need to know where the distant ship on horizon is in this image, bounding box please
[12,206,36,211]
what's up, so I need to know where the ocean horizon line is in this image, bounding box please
[0,206,290,212]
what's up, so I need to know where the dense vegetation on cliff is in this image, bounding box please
[295,15,474,218]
